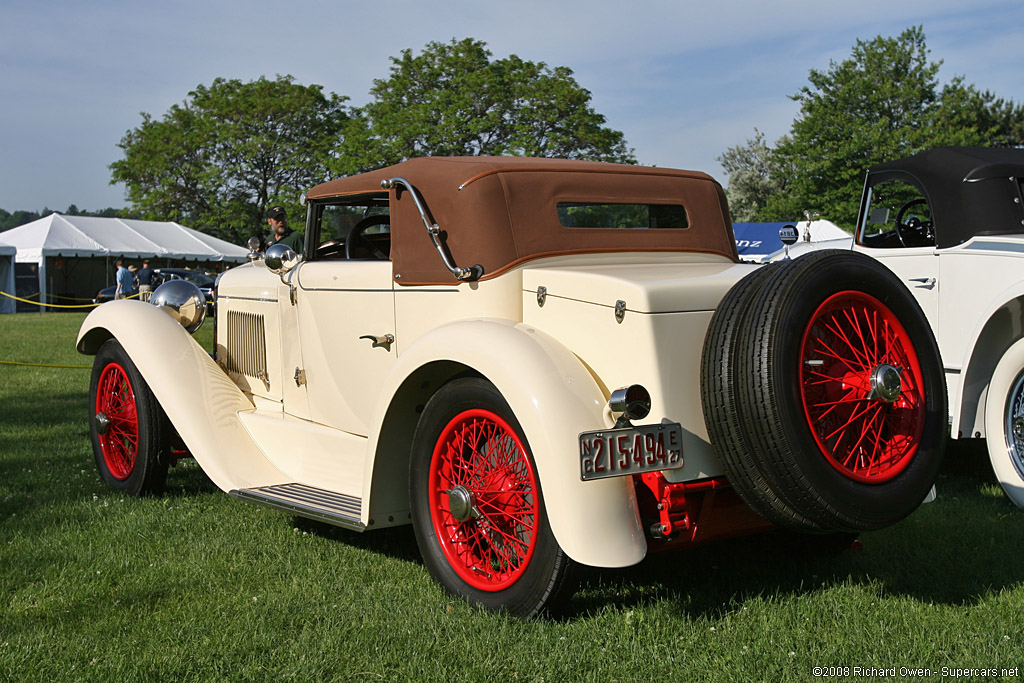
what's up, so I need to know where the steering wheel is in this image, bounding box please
[894,199,934,247]
[315,237,347,259]
[345,215,391,260]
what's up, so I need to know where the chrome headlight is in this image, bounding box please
[151,279,207,333]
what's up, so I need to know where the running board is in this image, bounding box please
[230,483,365,532]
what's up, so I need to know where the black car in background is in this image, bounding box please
[93,268,216,306]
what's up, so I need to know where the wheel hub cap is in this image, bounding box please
[869,364,903,403]
[95,411,110,435]
[446,485,475,523]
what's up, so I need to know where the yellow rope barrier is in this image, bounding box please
[0,292,100,308]
[0,291,140,308]
[0,359,91,369]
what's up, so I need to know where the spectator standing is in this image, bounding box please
[114,259,135,300]
[266,206,303,254]
[135,259,155,302]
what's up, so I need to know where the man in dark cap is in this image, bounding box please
[266,206,304,254]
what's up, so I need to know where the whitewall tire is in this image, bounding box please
[985,337,1024,509]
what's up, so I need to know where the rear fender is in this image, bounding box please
[77,301,288,491]
[366,318,647,568]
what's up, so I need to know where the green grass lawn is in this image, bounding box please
[1,312,1023,681]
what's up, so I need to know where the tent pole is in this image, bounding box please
[38,257,48,313]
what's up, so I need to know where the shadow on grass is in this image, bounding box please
[568,446,1024,619]
[162,460,221,497]
[290,516,423,565]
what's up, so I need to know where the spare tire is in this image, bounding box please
[703,250,946,532]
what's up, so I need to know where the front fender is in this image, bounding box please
[77,301,288,492]
[367,318,647,568]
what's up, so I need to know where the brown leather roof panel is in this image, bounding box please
[307,157,738,285]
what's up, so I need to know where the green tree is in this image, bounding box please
[717,129,792,222]
[111,75,348,244]
[723,27,1024,227]
[0,209,49,232]
[970,90,1024,148]
[339,38,634,173]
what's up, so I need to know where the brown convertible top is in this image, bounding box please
[308,157,738,285]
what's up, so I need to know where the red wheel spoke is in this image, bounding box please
[483,520,534,549]
[825,312,872,370]
[841,405,884,469]
[476,502,536,533]
[812,338,864,376]
[823,400,878,444]
[809,393,866,409]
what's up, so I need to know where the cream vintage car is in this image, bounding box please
[77,157,947,617]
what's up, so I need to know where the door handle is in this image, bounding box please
[907,277,936,287]
[359,333,395,348]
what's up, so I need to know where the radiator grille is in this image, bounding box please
[226,310,268,384]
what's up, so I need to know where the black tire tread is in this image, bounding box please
[701,262,823,531]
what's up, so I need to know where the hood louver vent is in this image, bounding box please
[226,311,268,387]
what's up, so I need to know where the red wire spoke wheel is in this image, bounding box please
[95,362,140,480]
[800,291,926,483]
[89,339,169,496]
[410,378,575,617]
[427,409,539,591]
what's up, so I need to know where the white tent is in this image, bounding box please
[2,214,249,262]
[0,244,15,314]
[0,214,249,310]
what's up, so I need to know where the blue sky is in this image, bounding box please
[2,0,1022,212]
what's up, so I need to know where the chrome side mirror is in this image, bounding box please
[265,243,299,276]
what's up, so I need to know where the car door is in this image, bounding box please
[290,260,397,436]
[854,245,940,339]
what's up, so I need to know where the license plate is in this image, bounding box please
[579,422,684,481]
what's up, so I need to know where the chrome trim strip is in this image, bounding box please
[218,295,278,303]
[299,287,458,293]
[299,287,395,293]
[230,483,364,532]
